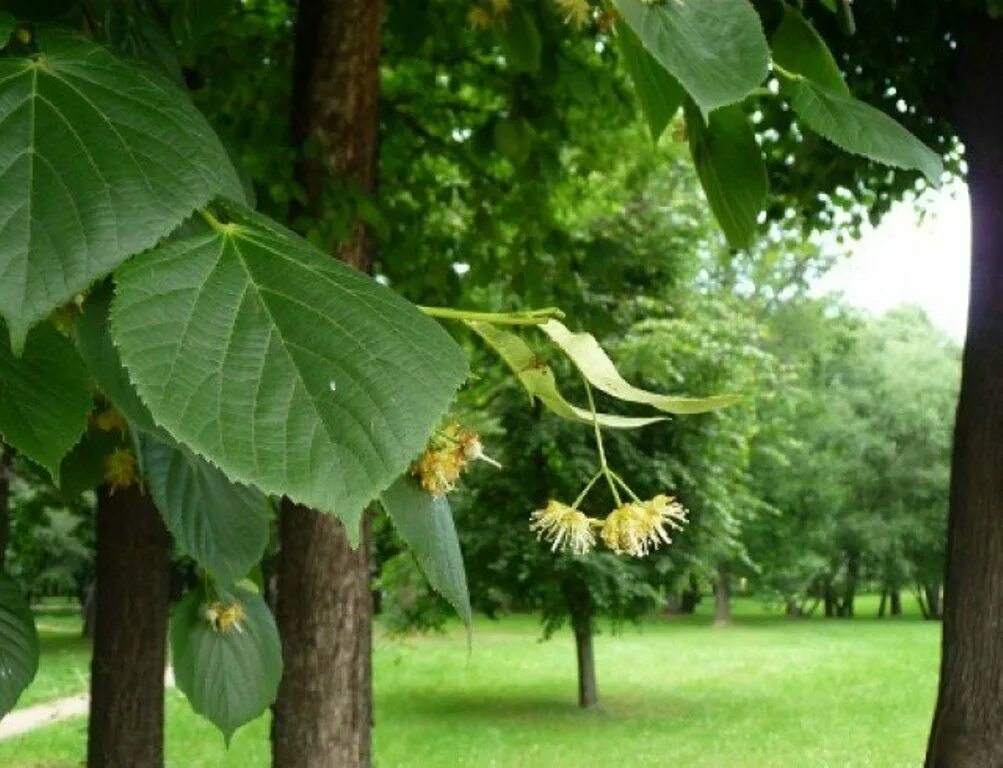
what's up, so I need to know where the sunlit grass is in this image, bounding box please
[0,596,939,767]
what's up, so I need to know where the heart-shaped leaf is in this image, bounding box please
[0,31,242,350]
[0,574,39,719]
[618,22,684,142]
[111,202,468,538]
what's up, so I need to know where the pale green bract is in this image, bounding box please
[685,102,769,250]
[111,201,469,538]
[0,574,39,720]
[539,319,741,414]
[770,5,848,95]
[0,321,91,481]
[615,0,769,114]
[467,321,664,429]
[382,476,472,633]
[170,586,281,743]
[143,438,270,587]
[0,32,242,351]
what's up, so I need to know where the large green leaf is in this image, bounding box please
[686,102,768,249]
[781,75,944,184]
[381,476,472,631]
[0,322,91,480]
[614,0,769,114]
[0,574,39,719]
[770,5,847,94]
[171,585,281,742]
[497,5,541,74]
[0,31,242,350]
[467,321,664,429]
[111,202,469,538]
[76,283,161,436]
[143,437,269,586]
[618,23,684,142]
[0,13,15,45]
[539,320,740,413]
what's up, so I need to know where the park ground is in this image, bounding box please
[0,596,938,767]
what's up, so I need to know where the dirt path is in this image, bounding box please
[0,668,176,741]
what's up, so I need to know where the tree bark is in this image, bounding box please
[890,589,902,617]
[713,563,731,627]
[87,484,170,768]
[273,502,373,767]
[926,14,1003,766]
[925,584,942,621]
[823,582,836,618]
[0,446,11,568]
[562,576,598,708]
[271,2,382,766]
[841,551,858,618]
[878,590,887,618]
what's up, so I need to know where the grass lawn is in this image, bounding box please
[0,596,939,767]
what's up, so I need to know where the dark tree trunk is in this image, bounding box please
[0,446,11,568]
[562,576,598,708]
[823,583,836,618]
[679,575,701,614]
[841,551,858,618]
[927,15,1003,766]
[925,584,943,621]
[878,590,887,618]
[890,589,902,617]
[81,582,96,639]
[271,1,382,766]
[917,586,931,621]
[713,563,731,627]
[87,484,170,768]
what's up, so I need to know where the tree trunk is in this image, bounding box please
[926,14,1003,766]
[87,484,170,768]
[271,1,382,766]
[713,563,731,627]
[890,589,902,617]
[878,590,887,618]
[0,446,11,568]
[823,582,836,618]
[81,582,96,639]
[562,576,598,708]
[842,551,858,618]
[679,575,701,614]
[273,502,373,767]
[926,584,943,621]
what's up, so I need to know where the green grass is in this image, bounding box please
[0,596,940,767]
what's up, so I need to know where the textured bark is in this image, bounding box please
[273,502,373,767]
[713,563,731,627]
[890,590,902,617]
[271,1,382,766]
[926,15,1003,766]
[87,484,170,768]
[0,446,11,568]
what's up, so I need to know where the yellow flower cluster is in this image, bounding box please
[103,447,137,491]
[412,422,498,496]
[530,494,687,558]
[555,0,592,28]
[91,407,128,434]
[468,0,510,30]
[203,600,247,634]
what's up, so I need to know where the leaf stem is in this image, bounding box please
[419,306,565,326]
[573,470,604,509]
[585,380,621,506]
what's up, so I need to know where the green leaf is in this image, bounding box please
[614,0,769,114]
[685,102,768,249]
[171,585,281,743]
[497,5,541,74]
[381,476,472,632]
[466,321,664,429]
[618,22,684,142]
[170,0,235,52]
[539,320,740,413]
[771,5,847,94]
[143,437,269,586]
[0,13,15,45]
[0,31,243,350]
[0,574,39,719]
[76,284,161,436]
[111,202,469,538]
[0,322,91,481]
[781,75,944,184]
[58,427,126,497]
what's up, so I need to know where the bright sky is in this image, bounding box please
[814,184,971,341]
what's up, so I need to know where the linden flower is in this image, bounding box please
[555,0,591,28]
[103,448,137,491]
[459,429,502,468]
[530,500,597,555]
[203,601,247,634]
[468,6,494,30]
[92,407,128,434]
[490,0,511,16]
[601,495,688,557]
[412,446,466,495]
